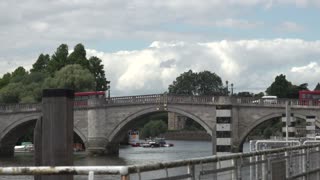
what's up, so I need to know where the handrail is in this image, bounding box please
[0,166,128,175]
[1,143,320,177]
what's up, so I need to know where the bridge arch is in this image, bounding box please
[0,114,88,156]
[108,106,212,143]
[238,112,307,152]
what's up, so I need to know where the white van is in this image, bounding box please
[252,96,277,104]
[261,96,277,104]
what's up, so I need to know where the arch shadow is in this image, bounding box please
[237,112,307,152]
[0,115,88,153]
[108,106,212,143]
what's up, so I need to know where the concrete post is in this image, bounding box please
[36,89,74,180]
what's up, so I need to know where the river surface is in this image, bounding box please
[0,140,219,179]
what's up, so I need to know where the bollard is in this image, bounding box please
[35,89,74,180]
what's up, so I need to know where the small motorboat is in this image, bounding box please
[140,138,174,148]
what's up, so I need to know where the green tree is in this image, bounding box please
[254,92,264,98]
[141,120,167,138]
[20,83,42,103]
[169,70,197,95]
[0,73,12,89]
[0,83,23,103]
[23,72,47,85]
[266,74,292,98]
[266,74,309,98]
[88,56,108,91]
[46,64,95,92]
[10,67,28,83]
[168,70,225,95]
[314,83,320,91]
[30,54,50,73]
[287,83,308,99]
[68,43,89,68]
[47,44,69,74]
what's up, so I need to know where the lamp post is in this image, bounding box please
[226,80,229,96]
[106,81,111,99]
[231,83,233,96]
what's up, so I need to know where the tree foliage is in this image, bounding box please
[30,54,50,73]
[0,83,23,103]
[235,91,254,97]
[10,67,28,83]
[88,56,108,91]
[46,64,95,92]
[68,43,89,68]
[266,74,308,98]
[141,120,167,138]
[0,43,108,103]
[47,44,69,74]
[168,70,225,96]
[0,73,11,89]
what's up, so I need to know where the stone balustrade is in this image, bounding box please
[0,103,41,113]
[0,94,319,113]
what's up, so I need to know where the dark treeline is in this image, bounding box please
[167,70,311,98]
[0,43,108,103]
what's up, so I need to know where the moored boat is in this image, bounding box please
[140,138,174,148]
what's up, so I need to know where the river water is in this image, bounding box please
[0,140,217,179]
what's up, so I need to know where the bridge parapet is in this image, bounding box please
[0,94,320,113]
[231,97,320,107]
[0,103,41,113]
[109,94,161,105]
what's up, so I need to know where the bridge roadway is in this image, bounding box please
[0,94,319,156]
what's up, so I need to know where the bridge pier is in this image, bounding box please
[106,142,119,155]
[87,98,114,156]
[86,138,119,156]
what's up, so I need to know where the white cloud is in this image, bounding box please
[291,62,319,73]
[290,62,320,87]
[1,0,320,96]
[0,0,316,56]
[85,39,320,95]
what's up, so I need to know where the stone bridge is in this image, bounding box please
[0,94,320,156]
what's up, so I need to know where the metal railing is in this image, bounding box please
[1,143,320,179]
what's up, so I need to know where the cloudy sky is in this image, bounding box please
[1,0,320,96]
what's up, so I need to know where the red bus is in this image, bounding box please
[299,90,320,105]
[74,91,106,106]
